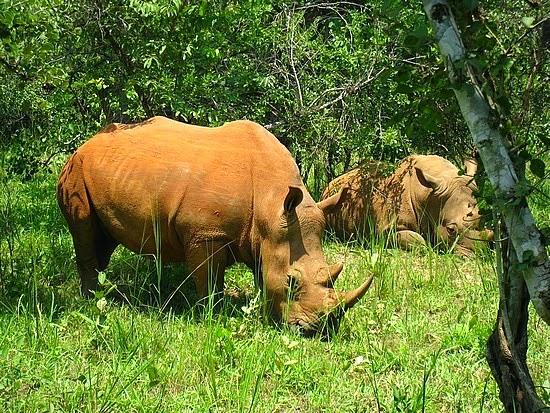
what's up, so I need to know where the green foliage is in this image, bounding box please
[1,4,548,411]
[0,160,547,410]
[3,168,549,412]
[1,1,548,195]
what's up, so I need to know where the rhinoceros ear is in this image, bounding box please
[317,187,347,216]
[463,157,478,176]
[284,186,304,213]
[415,167,444,191]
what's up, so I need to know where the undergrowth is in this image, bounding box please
[1,164,549,412]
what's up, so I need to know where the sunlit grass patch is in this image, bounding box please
[1,170,549,412]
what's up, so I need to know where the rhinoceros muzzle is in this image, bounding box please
[290,309,344,339]
[290,274,375,338]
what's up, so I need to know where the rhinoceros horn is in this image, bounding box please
[464,157,478,176]
[328,262,343,283]
[317,262,344,286]
[339,275,375,310]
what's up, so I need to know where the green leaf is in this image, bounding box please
[529,158,546,179]
[199,1,208,16]
[519,149,532,162]
[405,123,414,138]
[370,252,379,267]
[468,315,478,330]
[96,297,107,312]
[521,250,535,264]
[381,0,402,18]
[395,83,414,95]
[403,32,427,49]
[147,365,161,388]
[98,272,106,285]
[521,17,535,28]
[463,84,477,97]
[467,58,487,72]
[537,133,550,147]
[462,0,479,11]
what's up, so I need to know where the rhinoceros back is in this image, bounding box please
[321,161,391,241]
[57,116,303,262]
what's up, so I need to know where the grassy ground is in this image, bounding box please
[1,164,549,412]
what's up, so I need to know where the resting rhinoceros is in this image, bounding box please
[57,116,372,335]
[320,155,493,257]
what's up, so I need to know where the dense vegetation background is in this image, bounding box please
[2,1,547,184]
[0,1,548,411]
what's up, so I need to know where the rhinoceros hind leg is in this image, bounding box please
[186,242,228,306]
[396,230,427,251]
[95,228,119,272]
[68,213,119,298]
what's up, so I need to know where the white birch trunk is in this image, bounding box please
[422,0,550,325]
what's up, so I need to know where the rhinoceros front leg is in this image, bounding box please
[186,242,228,306]
[396,230,427,251]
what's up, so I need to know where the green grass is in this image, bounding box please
[1,164,549,412]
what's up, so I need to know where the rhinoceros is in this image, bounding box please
[320,155,493,257]
[57,116,372,335]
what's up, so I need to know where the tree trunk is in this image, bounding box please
[487,234,546,411]
[422,1,549,411]
[421,0,550,324]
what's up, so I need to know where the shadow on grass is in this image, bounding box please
[99,257,258,321]
[1,245,260,329]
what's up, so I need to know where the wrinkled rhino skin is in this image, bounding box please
[57,116,372,335]
[321,155,493,256]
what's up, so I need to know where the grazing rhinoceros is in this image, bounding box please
[57,116,372,335]
[320,155,493,257]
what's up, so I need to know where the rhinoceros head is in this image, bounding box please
[257,187,373,336]
[415,158,493,256]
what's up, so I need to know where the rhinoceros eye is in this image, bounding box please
[446,224,457,237]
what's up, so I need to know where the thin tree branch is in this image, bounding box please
[288,6,304,108]
[264,68,384,130]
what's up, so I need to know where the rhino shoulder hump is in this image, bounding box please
[224,120,270,137]
[97,123,121,134]
[97,116,174,135]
